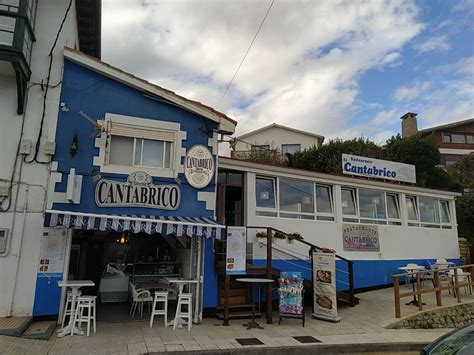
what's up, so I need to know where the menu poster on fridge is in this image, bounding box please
[312,251,340,322]
[225,226,247,275]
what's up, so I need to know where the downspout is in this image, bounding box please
[8,186,29,316]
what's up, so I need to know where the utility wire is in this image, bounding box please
[216,0,274,108]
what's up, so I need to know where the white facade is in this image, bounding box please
[219,157,461,287]
[234,123,324,154]
[0,1,79,317]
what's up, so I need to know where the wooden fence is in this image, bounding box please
[393,264,474,318]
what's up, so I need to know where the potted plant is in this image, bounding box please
[287,232,303,244]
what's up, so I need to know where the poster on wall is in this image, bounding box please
[38,227,67,274]
[278,271,304,316]
[342,224,380,252]
[225,226,246,275]
[312,251,340,322]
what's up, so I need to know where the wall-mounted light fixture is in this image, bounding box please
[70,134,78,157]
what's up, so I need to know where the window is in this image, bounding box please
[442,134,451,143]
[251,144,270,152]
[359,189,386,224]
[451,134,466,144]
[419,197,440,226]
[256,177,276,208]
[440,200,451,224]
[109,136,172,169]
[386,194,401,220]
[406,196,419,226]
[315,184,334,221]
[279,178,314,218]
[341,188,357,216]
[467,135,474,144]
[406,196,452,229]
[281,144,301,155]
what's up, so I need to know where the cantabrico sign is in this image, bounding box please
[184,145,215,189]
[95,171,180,210]
[342,224,380,252]
[342,154,416,184]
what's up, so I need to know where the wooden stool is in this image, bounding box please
[173,293,192,331]
[150,291,168,328]
[61,290,81,327]
[72,295,96,336]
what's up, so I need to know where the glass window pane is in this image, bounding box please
[442,134,451,143]
[440,201,450,223]
[419,197,440,224]
[359,189,386,220]
[406,196,418,221]
[387,194,400,219]
[467,135,474,144]
[341,188,357,215]
[281,144,301,155]
[316,185,332,213]
[109,136,134,166]
[279,178,314,213]
[256,177,275,208]
[164,141,172,168]
[228,173,242,186]
[251,145,270,151]
[141,139,164,167]
[0,16,16,46]
[451,134,466,144]
[134,138,142,165]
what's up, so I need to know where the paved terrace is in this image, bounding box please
[1,287,473,354]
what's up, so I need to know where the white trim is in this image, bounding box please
[63,48,236,134]
[439,148,473,155]
[237,123,324,141]
[197,191,216,212]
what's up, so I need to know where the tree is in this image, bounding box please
[287,138,384,174]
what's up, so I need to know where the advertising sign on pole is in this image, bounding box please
[342,224,380,252]
[312,251,340,322]
[226,226,247,275]
[342,154,416,184]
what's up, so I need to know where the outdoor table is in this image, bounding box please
[165,278,199,328]
[57,280,95,337]
[236,278,274,329]
[398,266,425,306]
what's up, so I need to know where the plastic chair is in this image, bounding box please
[403,263,419,288]
[150,291,168,328]
[173,293,192,331]
[61,290,81,327]
[130,282,153,318]
[449,268,472,295]
[72,295,96,337]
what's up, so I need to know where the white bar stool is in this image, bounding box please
[150,291,169,328]
[61,290,81,327]
[72,295,97,337]
[173,293,192,331]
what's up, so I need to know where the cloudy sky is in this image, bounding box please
[102,0,473,145]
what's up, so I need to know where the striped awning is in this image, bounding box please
[43,210,225,239]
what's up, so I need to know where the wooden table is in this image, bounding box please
[398,266,425,306]
[57,280,95,337]
[236,278,274,329]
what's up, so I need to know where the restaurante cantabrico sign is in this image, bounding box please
[95,171,180,210]
[184,145,215,189]
[342,224,380,252]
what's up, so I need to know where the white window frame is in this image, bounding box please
[93,113,187,178]
[255,176,278,217]
[342,187,359,223]
[278,177,316,220]
[386,193,402,226]
[315,184,335,221]
[405,195,452,229]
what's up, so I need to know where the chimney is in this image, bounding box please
[400,112,418,138]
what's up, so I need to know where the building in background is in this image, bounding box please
[400,112,474,166]
[231,123,324,161]
[0,0,100,317]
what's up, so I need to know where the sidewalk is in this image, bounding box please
[1,287,471,354]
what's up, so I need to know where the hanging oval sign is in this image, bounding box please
[184,145,215,189]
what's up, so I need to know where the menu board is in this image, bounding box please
[312,251,340,322]
[38,227,67,274]
[278,271,304,315]
[225,226,246,275]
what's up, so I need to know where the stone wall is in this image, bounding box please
[459,238,471,265]
[388,302,474,329]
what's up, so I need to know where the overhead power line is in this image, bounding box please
[216,0,275,108]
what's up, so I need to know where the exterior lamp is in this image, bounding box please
[119,233,126,245]
[70,134,78,157]
[259,191,269,200]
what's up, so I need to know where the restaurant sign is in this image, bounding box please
[342,154,416,184]
[184,145,215,189]
[342,224,380,252]
[95,171,180,210]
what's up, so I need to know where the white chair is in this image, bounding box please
[72,295,96,337]
[449,268,472,295]
[130,282,152,318]
[150,291,169,328]
[403,263,419,288]
[61,290,81,327]
[173,293,192,331]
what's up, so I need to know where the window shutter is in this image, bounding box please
[110,123,175,142]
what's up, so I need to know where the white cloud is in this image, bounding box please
[457,56,474,75]
[393,82,430,102]
[414,35,451,54]
[101,0,423,140]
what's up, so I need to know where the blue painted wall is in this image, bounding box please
[33,59,222,315]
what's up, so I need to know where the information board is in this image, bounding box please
[225,226,247,275]
[312,251,340,322]
[38,227,67,274]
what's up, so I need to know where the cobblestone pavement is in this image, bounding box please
[1,287,473,354]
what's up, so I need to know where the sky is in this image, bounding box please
[102,0,474,146]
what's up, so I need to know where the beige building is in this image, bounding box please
[232,123,324,157]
